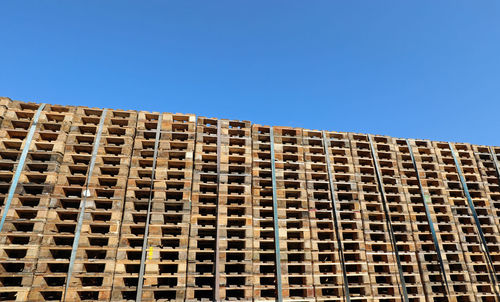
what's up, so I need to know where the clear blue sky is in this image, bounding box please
[1,1,499,145]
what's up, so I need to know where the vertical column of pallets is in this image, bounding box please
[302,130,372,301]
[325,131,373,301]
[186,117,218,301]
[371,135,426,301]
[453,143,500,296]
[0,101,73,301]
[472,145,500,228]
[405,139,475,301]
[273,126,315,300]
[217,119,253,300]
[111,111,157,301]
[348,133,402,301]
[393,138,450,300]
[301,129,342,301]
[111,111,195,301]
[30,107,136,302]
[432,141,497,300]
[471,145,500,283]
[141,112,195,301]
[69,108,136,302]
[251,125,279,299]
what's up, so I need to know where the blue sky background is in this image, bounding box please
[1,1,499,145]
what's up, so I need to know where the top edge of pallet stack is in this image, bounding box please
[1,97,497,148]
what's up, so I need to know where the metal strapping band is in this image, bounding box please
[184,115,198,295]
[270,127,283,302]
[214,120,221,301]
[449,143,499,285]
[322,131,351,302]
[63,109,108,301]
[406,139,450,294]
[368,135,409,302]
[0,103,46,233]
[136,114,163,302]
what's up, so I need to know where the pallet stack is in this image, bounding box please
[185,116,220,301]
[28,107,136,301]
[251,124,280,299]
[113,111,195,301]
[406,139,476,301]
[0,101,74,301]
[271,127,315,300]
[394,138,450,300]
[328,131,373,301]
[216,119,253,300]
[432,142,496,301]
[305,130,372,301]
[140,112,195,301]
[302,129,345,301]
[1,97,500,301]
[372,135,425,301]
[473,144,500,289]
[349,133,405,301]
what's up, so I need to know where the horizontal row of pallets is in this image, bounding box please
[0,96,499,301]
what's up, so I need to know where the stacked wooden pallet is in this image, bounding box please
[215,119,253,300]
[29,107,137,301]
[251,124,279,300]
[303,129,346,301]
[0,101,73,301]
[0,97,500,302]
[113,111,194,301]
[435,142,499,301]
